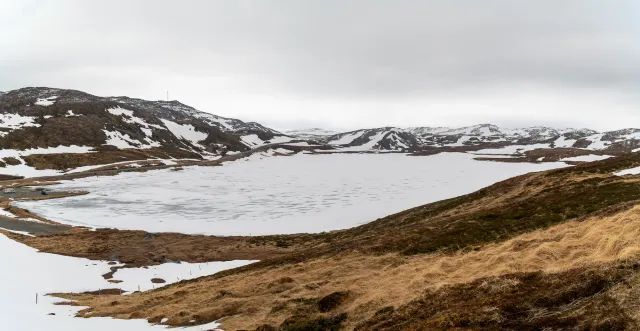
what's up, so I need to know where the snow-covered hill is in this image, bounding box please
[0,87,293,155]
[321,124,637,153]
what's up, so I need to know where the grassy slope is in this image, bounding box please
[24,153,640,329]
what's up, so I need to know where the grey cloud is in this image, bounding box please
[1,0,639,130]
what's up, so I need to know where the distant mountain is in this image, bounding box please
[319,124,637,153]
[285,128,339,140]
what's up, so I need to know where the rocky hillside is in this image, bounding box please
[0,87,293,155]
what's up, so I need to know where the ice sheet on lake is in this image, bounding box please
[16,153,568,236]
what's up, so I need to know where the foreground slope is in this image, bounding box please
[10,152,640,329]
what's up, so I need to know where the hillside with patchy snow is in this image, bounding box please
[0,87,302,176]
[320,124,640,153]
[0,87,293,155]
[2,87,640,178]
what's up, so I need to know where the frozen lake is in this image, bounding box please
[16,153,567,235]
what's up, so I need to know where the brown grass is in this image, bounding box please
[55,204,640,329]
[13,153,640,328]
[22,148,201,171]
[13,228,312,266]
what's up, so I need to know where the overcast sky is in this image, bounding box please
[1,1,639,131]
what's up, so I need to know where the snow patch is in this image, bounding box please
[0,233,247,330]
[472,143,550,155]
[0,113,40,130]
[35,96,57,106]
[1,228,36,236]
[560,155,611,162]
[338,131,388,151]
[615,166,640,176]
[65,110,80,117]
[553,136,577,148]
[0,145,95,177]
[103,130,140,149]
[161,119,207,145]
[329,131,363,145]
[241,134,292,147]
[115,260,257,292]
[584,133,608,150]
[272,148,293,155]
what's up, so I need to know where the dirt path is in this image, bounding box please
[0,216,71,235]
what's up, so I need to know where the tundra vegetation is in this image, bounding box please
[6,153,640,330]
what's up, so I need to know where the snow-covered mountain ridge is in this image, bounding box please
[317,124,638,152]
[1,87,639,178]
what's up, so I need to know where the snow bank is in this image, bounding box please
[0,233,252,330]
[17,153,567,236]
[560,155,611,162]
[115,260,257,292]
[614,166,640,176]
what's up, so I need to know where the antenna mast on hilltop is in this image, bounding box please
[166,91,169,102]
